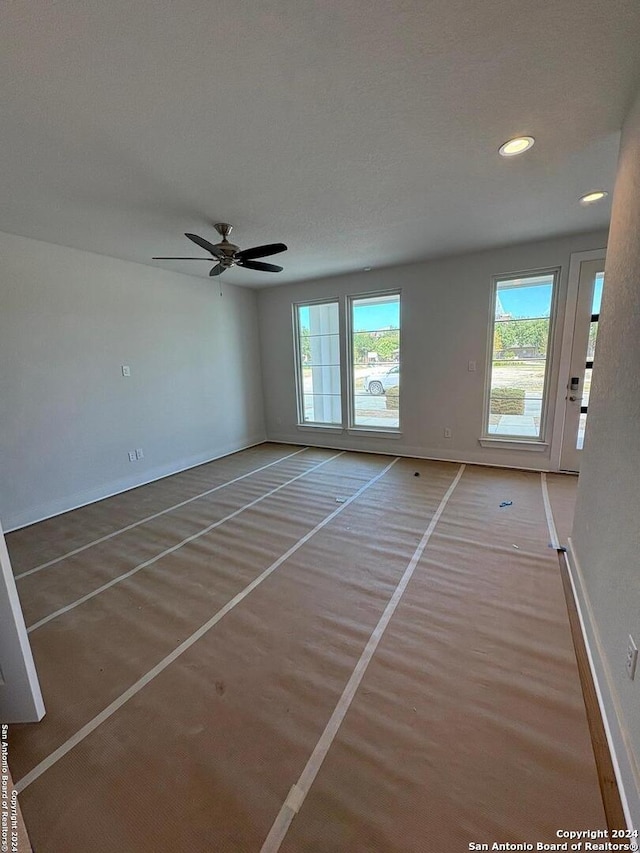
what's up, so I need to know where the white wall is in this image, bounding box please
[571,86,640,828]
[0,231,266,530]
[258,230,607,470]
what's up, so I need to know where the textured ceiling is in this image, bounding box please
[2,0,640,287]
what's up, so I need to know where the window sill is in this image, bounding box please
[478,437,548,452]
[347,428,403,439]
[296,423,344,434]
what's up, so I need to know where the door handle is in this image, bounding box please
[569,395,582,402]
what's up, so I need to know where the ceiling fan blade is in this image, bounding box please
[152,257,212,260]
[185,233,225,258]
[236,242,287,261]
[238,259,283,273]
[209,263,225,277]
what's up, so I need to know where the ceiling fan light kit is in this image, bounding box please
[153,223,287,277]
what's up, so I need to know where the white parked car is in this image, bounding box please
[362,366,399,395]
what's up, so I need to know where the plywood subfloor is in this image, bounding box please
[5,444,604,851]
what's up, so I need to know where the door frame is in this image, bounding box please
[549,248,606,471]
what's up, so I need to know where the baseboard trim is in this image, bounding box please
[3,435,268,532]
[564,538,639,831]
[266,436,555,474]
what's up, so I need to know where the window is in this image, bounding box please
[485,270,558,440]
[294,301,342,425]
[293,291,402,432]
[350,292,401,430]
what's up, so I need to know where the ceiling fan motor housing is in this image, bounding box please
[218,241,239,261]
[213,223,239,264]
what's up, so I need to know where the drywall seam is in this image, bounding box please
[16,447,309,580]
[566,538,639,831]
[15,456,400,794]
[27,452,344,633]
[260,464,466,853]
[3,435,269,533]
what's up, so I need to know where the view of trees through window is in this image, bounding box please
[493,317,550,354]
[487,272,556,439]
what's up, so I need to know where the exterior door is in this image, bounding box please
[0,522,45,723]
[559,258,605,471]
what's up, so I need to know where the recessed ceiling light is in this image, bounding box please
[363,267,372,271]
[498,136,535,157]
[579,190,608,205]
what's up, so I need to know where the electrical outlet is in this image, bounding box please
[121,365,131,377]
[626,636,638,680]
[444,428,452,439]
[128,451,136,462]
[135,448,144,460]
[468,360,476,372]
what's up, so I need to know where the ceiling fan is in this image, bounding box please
[153,223,287,276]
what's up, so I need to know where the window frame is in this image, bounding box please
[346,289,402,434]
[292,297,343,428]
[481,268,560,445]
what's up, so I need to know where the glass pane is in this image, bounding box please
[302,330,340,367]
[352,389,400,428]
[576,412,587,450]
[592,272,604,315]
[496,275,554,320]
[487,274,554,439]
[302,392,342,423]
[297,302,341,424]
[587,320,598,361]
[583,367,592,408]
[352,292,400,328]
[352,294,400,429]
